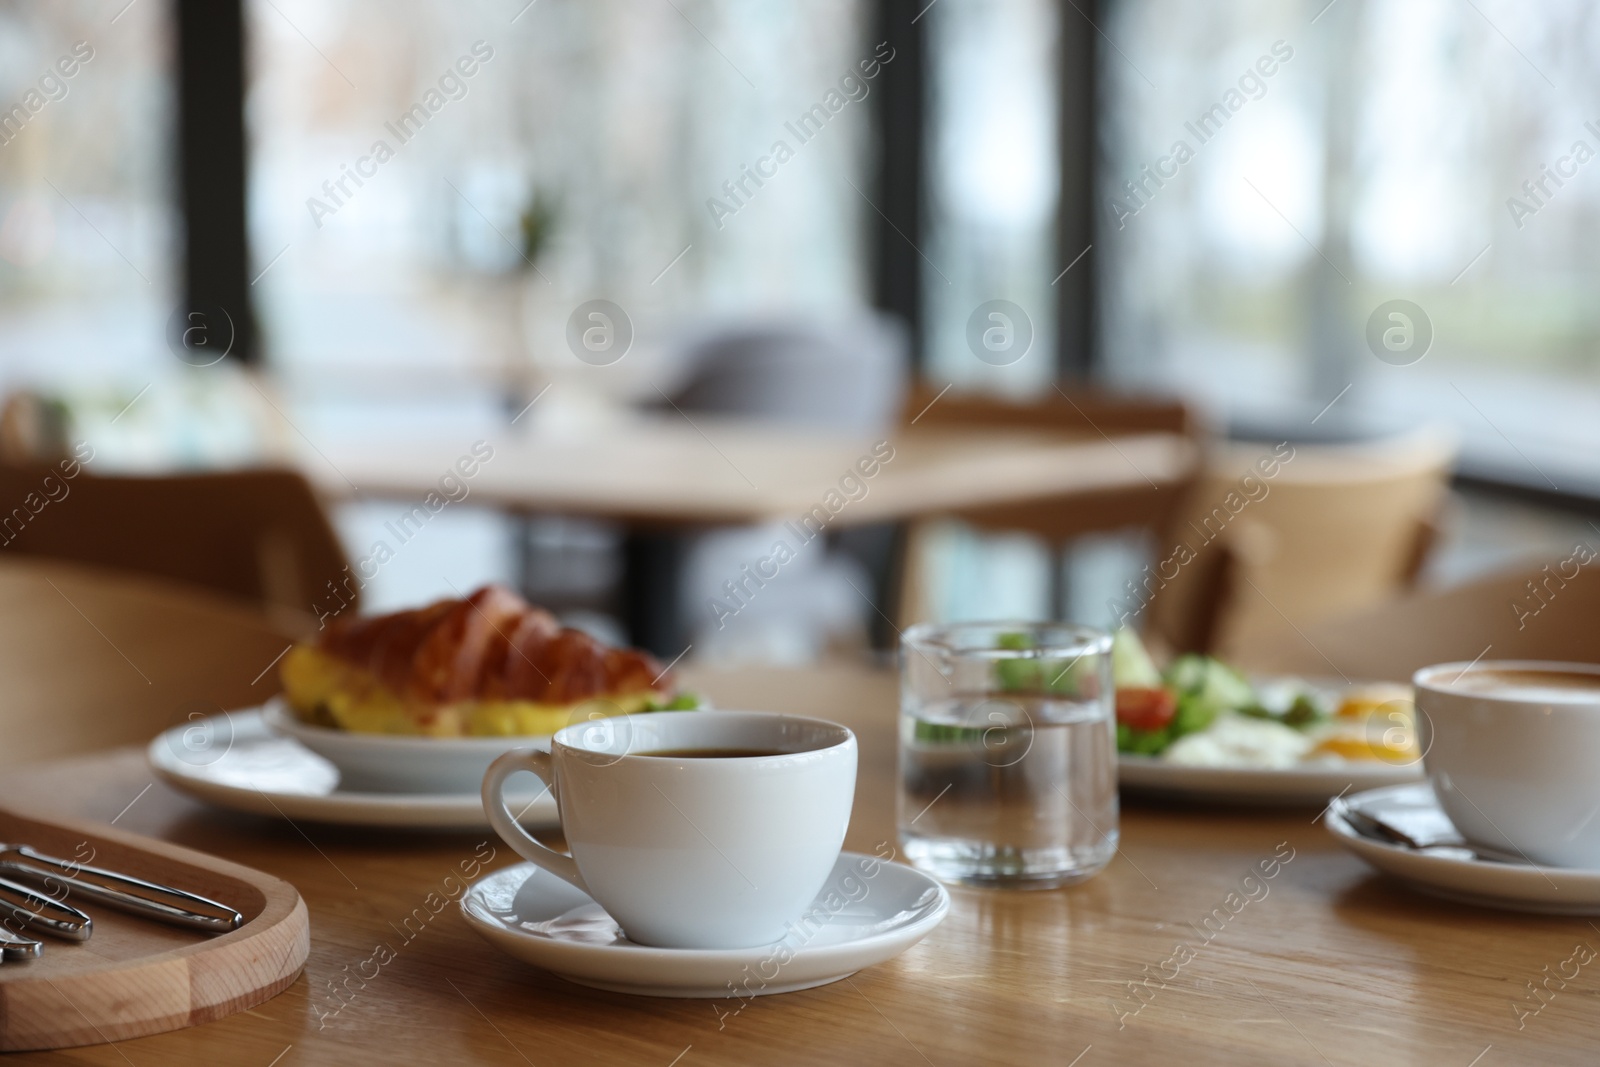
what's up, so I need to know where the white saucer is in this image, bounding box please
[1119,756,1423,806]
[1327,783,1600,914]
[148,708,557,830]
[461,852,950,998]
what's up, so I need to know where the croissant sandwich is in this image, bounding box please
[280,585,691,736]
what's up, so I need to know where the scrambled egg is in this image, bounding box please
[280,646,659,737]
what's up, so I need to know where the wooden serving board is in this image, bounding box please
[0,807,308,1051]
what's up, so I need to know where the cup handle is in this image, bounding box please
[482,748,589,894]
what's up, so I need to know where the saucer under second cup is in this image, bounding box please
[1326,783,1600,915]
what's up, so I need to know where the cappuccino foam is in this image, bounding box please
[1438,667,1600,704]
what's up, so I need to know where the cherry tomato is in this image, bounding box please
[1116,687,1177,732]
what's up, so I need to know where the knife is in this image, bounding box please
[0,846,242,934]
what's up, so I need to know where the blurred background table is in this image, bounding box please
[2,660,1591,1066]
[305,416,1195,654]
[306,419,1191,528]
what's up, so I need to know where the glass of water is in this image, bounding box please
[898,621,1117,888]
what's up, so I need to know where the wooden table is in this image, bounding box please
[301,417,1192,654]
[4,662,1581,1066]
[303,418,1190,528]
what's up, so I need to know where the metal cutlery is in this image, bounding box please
[0,876,92,940]
[0,845,242,934]
[0,925,42,961]
[1330,797,1530,865]
[0,844,244,962]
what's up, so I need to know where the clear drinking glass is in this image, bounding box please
[898,621,1117,888]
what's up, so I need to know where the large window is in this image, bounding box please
[0,0,174,404]
[1101,0,1600,493]
[247,0,873,431]
[923,0,1061,394]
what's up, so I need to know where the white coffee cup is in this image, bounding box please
[1414,660,1600,868]
[482,710,857,949]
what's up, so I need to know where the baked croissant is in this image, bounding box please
[280,586,679,736]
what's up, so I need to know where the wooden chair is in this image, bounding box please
[1142,431,1456,659]
[1237,553,1600,681]
[892,382,1204,626]
[0,466,352,621]
[0,558,302,765]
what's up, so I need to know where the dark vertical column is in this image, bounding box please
[620,529,688,658]
[176,0,258,364]
[869,0,928,373]
[1056,0,1098,381]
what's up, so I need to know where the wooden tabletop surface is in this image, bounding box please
[300,418,1192,526]
[1,662,1590,1066]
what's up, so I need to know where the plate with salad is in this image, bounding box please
[1111,629,1425,804]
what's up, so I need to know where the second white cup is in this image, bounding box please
[1415,660,1600,868]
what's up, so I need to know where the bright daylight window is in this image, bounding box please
[247,0,873,435]
[0,1,174,421]
[923,0,1060,396]
[1100,0,1600,494]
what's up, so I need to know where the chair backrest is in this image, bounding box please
[0,465,351,619]
[1143,430,1456,657]
[903,381,1199,438]
[888,382,1203,628]
[1238,552,1600,681]
[899,382,1204,541]
[0,558,300,764]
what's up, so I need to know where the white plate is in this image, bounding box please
[148,708,557,830]
[1118,675,1423,805]
[260,698,551,794]
[462,852,950,998]
[1327,783,1600,915]
[1118,756,1423,806]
